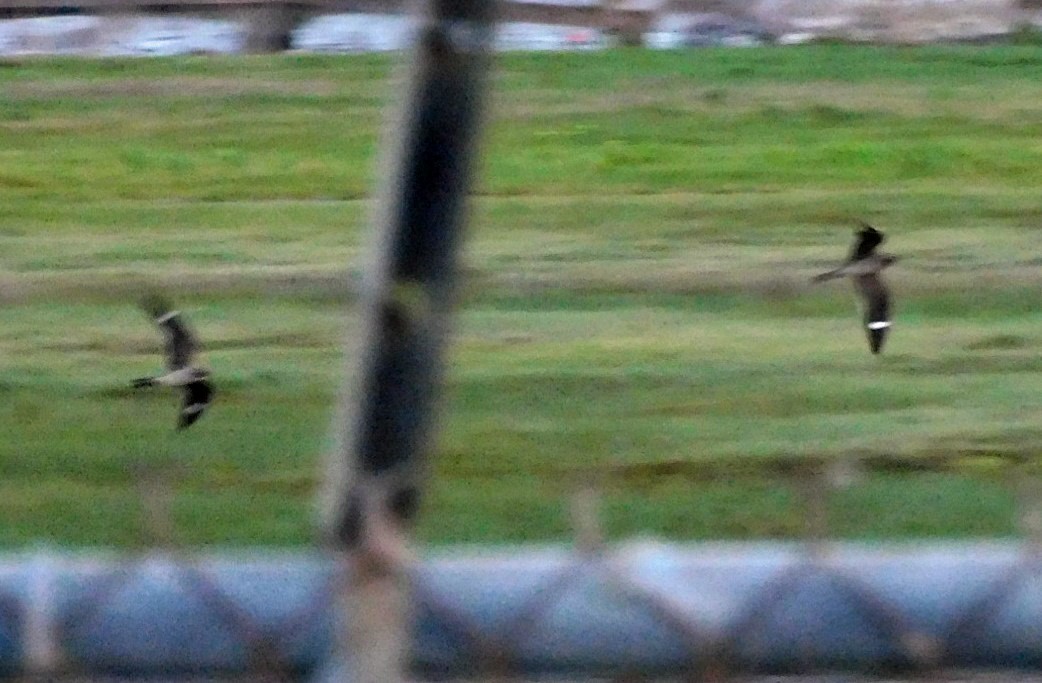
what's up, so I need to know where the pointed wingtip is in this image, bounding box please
[867,327,888,354]
[141,293,173,319]
[856,220,880,236]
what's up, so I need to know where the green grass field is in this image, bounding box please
[4,46,1042,547]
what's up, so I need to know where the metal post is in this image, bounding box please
[320,0,496,679]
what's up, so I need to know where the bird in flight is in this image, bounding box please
[131,295,214,429]
[813,222,898,354]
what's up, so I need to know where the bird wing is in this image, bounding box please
[854,273,891,354]
[850,223,884,261]
[142,296,198,370]
[178,380,213,430]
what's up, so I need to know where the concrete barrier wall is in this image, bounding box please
[0,0,1040,54]
[1,541,1041,679]
[750,0,1027,44]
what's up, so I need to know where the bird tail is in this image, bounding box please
[131,377,155,388]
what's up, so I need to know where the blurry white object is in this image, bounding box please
[0,11,609,56]
[292,14,416,52]
[645,12,772,49]
[0,16,101,55]
[496,22,608,51]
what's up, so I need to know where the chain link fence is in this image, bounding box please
[0,455,1039,680]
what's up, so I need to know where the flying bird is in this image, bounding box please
[813,222,898,354]
[131,295,214,429]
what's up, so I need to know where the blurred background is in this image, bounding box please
[5,0,1042,679]
[2,0,1041,56]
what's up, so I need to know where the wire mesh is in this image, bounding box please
[0,457,1037,680]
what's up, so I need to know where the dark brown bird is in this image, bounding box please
[131,295,214,429]
[813,223,898,354]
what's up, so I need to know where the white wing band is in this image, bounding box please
[156,310,181,324]
[867,321,891,330]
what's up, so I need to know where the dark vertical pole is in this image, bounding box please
[320,2,495,678]
[323,0,496,549]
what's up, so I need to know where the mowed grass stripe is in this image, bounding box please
[4,47,1042,545]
